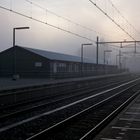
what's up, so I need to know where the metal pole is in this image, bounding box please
[96,36,99,65]
[116,55,118,66]
[81,44,83,76]
[13,45,17,76]
[81,44,84,64]
[80,43,92,76]
[13,28,16,78]
[13,28,15,47]
[134,41,136,53]
[104,51,106,74]
[119,50,121,69]
[120,42,123,48]
[12,27,30,80]
[104,51,105,65]
[122,57,126,69]
[104,50,112,65]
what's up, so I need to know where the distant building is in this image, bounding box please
[0,46,119,79]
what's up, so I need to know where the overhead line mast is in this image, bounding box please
[98,40,140,54]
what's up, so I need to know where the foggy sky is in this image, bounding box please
[0,0,140,71]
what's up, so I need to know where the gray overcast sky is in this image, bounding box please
[0,0,140,70]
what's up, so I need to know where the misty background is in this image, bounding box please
[0,0,140,72]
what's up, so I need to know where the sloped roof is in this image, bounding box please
[22,46,95,63]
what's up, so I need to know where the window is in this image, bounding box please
[53,63,57,73]
[35,62,42,67]
[58,63,66,67]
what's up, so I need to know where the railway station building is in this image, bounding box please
[0,46,119,79]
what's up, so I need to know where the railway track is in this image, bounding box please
[0,75,132,119]
[27,78,140,140]
[0,74,139,140]
[0,74,133,109]
[0,76,134,123]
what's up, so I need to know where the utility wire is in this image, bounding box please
[108,0,140,36]
[109,1,140,46]
[26,0,96,33]
[25,0,111,39]
[0,4,95,43]
[88,0,136,41]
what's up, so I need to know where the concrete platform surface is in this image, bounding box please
[94,92,140,140]
[0,73,127,91]
[0,78,53,91]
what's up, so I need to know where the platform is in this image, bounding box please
[0,73,128,91]
[94,92,140,140]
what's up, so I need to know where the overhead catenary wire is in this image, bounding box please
[26,0,95,32]
[10,0,12,11]
[0,0,139,46]
[25,0,111,39]
[0,0,115,43]
[108,0,140,47]
[26,0,100,33]
[88,0,136,41]
[108,0,140,36]
[0,4,96,43]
